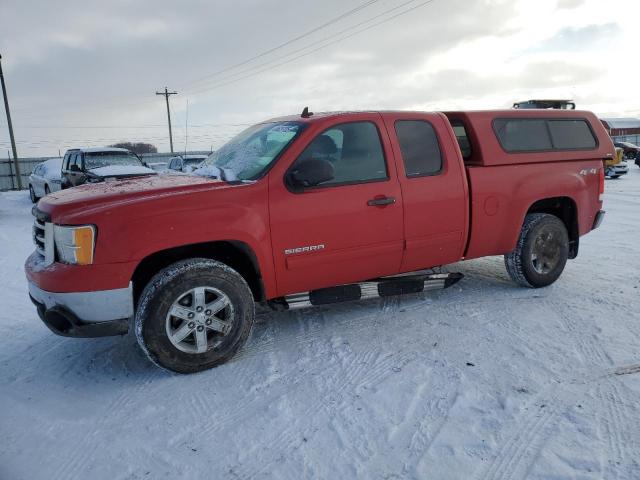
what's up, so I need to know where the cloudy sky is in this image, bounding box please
[1,0,638,157]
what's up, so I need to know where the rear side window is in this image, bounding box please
[548,120,597,149]
[494,119,552,152]
[451,122,472,160]
[493,118,597,152]
[394,120,443,177]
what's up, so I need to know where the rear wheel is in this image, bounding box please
[29,185,38,203]
[135,258,255,373]
[505,213,569,288]
[44,184,50,195]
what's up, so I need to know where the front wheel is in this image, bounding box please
[135,258,255,373]
[504,213,569,288]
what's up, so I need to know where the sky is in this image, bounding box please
[1,0,638,157]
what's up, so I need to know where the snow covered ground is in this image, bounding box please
[1,169,640,480]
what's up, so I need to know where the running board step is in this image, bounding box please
[284,272,463,310]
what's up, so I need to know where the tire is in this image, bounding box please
[504,213,569,288]
[29,185,38,203]
[135,258,255,373]
[44,185,50,195]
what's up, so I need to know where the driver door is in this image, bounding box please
[268,115,404,296]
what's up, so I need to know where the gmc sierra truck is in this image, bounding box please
[26,109,610,373]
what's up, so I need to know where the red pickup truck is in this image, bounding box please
[26,109,610,373]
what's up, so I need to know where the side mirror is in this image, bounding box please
[69,164,81,172]
[287,158,335,190]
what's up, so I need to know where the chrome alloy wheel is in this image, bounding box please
[165,286,234,354]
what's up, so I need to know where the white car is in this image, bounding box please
[29,158,63,203]
[167,155,208,173]
[607,161,629,178]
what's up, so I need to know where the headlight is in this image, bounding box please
[53,225,96,265]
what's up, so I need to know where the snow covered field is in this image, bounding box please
[1,169,639,480]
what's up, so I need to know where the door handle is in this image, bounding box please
[367,196,396,207]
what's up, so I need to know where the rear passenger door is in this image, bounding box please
[382,113,468,272]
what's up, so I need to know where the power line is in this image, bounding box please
[180,0,382,90]
[11,2,382,120]
[0,122,252,129]
[184,0,424,94]
[185,0,436,96]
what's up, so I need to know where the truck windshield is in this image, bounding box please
[85,152,142,170]
[197,121,304,180]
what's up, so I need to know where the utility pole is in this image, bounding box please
[156,87,177,153]
[0,54,22,189]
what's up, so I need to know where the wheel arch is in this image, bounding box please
[131,240,265,304]
[526,196,579,259]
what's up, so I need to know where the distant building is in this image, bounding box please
[600,118,640,145]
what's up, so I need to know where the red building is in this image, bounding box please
[600,118,640,145]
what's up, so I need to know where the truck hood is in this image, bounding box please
[39,173,228,221]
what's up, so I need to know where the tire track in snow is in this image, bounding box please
[52,368,162,480]
[479,389,560,480]
[179,295,405,444]
[475,296,582,480]
[173,307,332,443]
[477,292,640,480]
[243,351,415,479]
[397,369,461,478]
[552,299,637,480]
[229,338,418,478]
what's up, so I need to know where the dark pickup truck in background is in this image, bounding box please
[60,147,156,189]
[26,109,610,373]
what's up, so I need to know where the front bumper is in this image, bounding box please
[28,281,133,337]
[612,165,629,175]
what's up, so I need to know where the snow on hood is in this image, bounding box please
[88,165,156,177]
[193,165,238,181]
[42,173,226,213]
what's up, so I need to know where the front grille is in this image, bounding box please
[32,212,54,265]
[33,217,46,257]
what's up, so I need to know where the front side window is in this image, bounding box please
[199,121,305,181]
[395,120,443,177]
[84,151,142,170]
[293,121,387,187]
